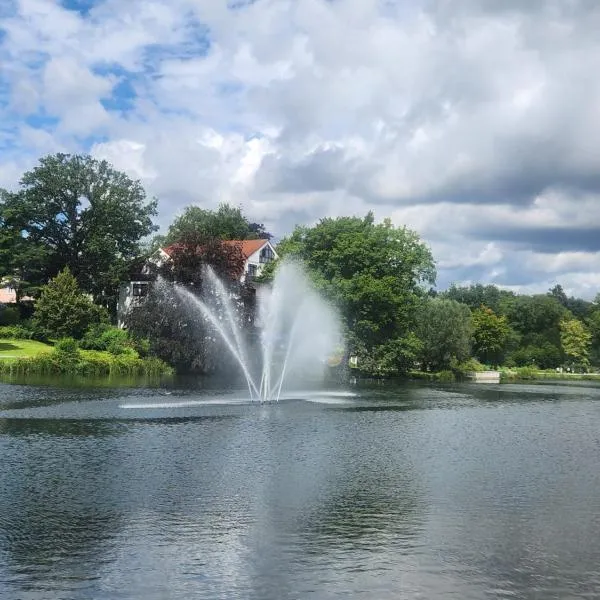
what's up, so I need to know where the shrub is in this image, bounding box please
[33,268,108,340]
[81,324,149,357]
[53,337,81,370]
[436,370,456,382]
[0,306,20,325]
[0,325,34,339]
[515,366,538,380]
[0,348,173,376]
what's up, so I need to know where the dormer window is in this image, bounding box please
[259,245,275,263]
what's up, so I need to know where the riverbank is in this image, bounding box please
[0,338,173,377]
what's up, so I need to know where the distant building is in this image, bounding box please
[117,239,278,325]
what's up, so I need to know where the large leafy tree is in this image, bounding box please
[272,213,436,371]
[0,154,158,309]
[416,298,473,371]
[560,317,592,367]
[471,305,513,366]
[163,203,271,245]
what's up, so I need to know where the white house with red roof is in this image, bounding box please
[117,239,278,324]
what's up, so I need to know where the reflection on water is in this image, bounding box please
[0,379,599,598]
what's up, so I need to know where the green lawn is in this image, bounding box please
[0,339,53,359]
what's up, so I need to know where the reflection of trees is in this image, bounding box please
[0,418,122,437]
[0,425,125,593]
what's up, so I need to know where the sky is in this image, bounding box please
[1,0,600,298]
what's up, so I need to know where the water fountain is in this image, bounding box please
[173,260,341,402]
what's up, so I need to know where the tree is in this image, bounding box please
[415,298,473,371]
[444,283,514,313]
[586,309,600,365]
[0,154,158,309]
[164,203,271,245]
[548,284,592,319]
[271,213,436,372]
[560,317,592,367]
[471,306,513,366]
[500,294,567,344]
[33,268,107,339]
[125,234,254,373]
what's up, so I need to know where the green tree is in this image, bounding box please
[33,268,108,339]
[548,284,592,319]
[560,317,592,367]
[164,203,271,245]
[444,283,514,313]
[415,298,473,371]
[271,213,435,372]
[471,305,513,366]
[586,309,600,365]
[0,154,158,309]
[500,294,567,344]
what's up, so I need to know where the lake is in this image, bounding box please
[0,379,599,599]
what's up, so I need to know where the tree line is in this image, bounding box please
[1,153,599,375]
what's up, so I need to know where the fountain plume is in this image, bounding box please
[170,260,341,401]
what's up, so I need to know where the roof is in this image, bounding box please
[0,287,16,304]
[163,239,270,260]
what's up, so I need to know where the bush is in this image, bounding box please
[33,268,108,340]
[53,337,81,370]
[81,324,149,357]
[436,370,456,382]
[0,347,173,376]
[451,357,485,377]
[0,325,34,339]
[0,306,20,325]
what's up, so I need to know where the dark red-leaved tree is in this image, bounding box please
[126,232,256,374]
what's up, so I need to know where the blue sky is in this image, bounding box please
[1,0,600,297]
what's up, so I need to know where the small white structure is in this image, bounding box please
[118,239,278,325]
[466,370,501,383]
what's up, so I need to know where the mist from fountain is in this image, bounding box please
[172,260,341,401]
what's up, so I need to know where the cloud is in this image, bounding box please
[1,0,600,297]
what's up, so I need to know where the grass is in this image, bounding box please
[0,338,53,360]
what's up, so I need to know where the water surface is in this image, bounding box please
[0,379,599,599]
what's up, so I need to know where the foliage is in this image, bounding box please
[503,366,539,380]
[452,357,486,375]
[125,235,254,373]
[508,341,562,369]
[355,334,423,376]
[0,325,35,339]
[164,203,271,245]
[499,294,567,344]
[471,306,513,366]
[0,305,20,325]
[548,284,592,320]
[416,298,473,371]
[443,283,514,313]
[160,233,248,285]
[53,337,81,370]
[560,317,592,366]
[271,213,435,368]
[0,346,172,376]
[0,153,157,309]
[33,268,108,340]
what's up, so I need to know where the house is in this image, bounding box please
[117,239,278,325]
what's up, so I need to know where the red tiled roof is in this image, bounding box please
[163,239,269,260]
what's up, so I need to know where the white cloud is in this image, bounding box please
[1,0,600,296]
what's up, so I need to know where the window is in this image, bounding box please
[132,282,149,297]
[259,245,275,263]
[247,264,258,280]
